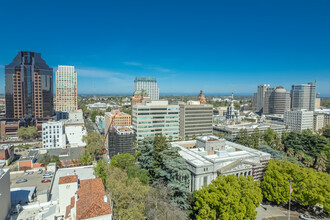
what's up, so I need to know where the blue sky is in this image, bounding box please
[0,0,330,96]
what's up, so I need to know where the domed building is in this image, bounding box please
[263,86,291,114]
[198,90,207,104]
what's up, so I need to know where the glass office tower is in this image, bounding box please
[5,51,53,119]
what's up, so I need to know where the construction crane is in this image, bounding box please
[101,106,122,154]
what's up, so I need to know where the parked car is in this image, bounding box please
[37,169,43,174]
[43,174,53,178]
[299,214,315,220]
[16,179,27,183]
[41,179,51,183]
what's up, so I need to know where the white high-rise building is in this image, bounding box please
[134,77,159,100]
[42,121,66,148]
[291,82,316,111]
[284,109,313,131]
[56,65,78,112]
[132,100,179,140]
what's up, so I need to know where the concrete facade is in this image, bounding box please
[55,65,78,112]
[284,109,314,131]
[179,101,213,139]
[64,119,87,147]
[134,77,159,100]
[0,168,11,220]
[171,136,270,192]
[263,86,291,115]
[132,100,179,140]
[291,82,316,111]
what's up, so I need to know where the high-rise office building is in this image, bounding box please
[291,82,316,111]
[179,101,213,139]
[263,86,291,115]
[132,100,179,140]
[134,77,159,100]
[55,65,77,112]
[254,84,271,113]
[5,51,53,119]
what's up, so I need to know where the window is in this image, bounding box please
[203,176,208,186]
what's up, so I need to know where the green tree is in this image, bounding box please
[191,175,262,220]
[262,159,330,213]
[303,155,314,167]
[106,107,112,112]
[110,153,136,170]
[236,129,250,147]
[106,166,149,220]
[287,148,295,157]
[51,155,62,167]
[322,124,330,139]
[250,128,262,149]
[17,126,38,140]
[80,151,93,165]
[83,132,104,159]
[94,159,108,184]
[40,153,51,166]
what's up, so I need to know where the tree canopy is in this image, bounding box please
[191,175,262,220]
[262,159,330,213]
[17,126,38,140]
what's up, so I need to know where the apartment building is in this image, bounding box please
[42,121,66,148]
[55,65,78,112]
[134,77,159,100]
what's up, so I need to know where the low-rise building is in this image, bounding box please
[0,144,14,166]
[87,102,108,111]
[313,109,330,132]
[42,121,67,148]
[58,175,112,220]
[0,168,11,220]
[108,126,136,158]
[213,122,286,137]
[171,136,271,192]
[64,119,87,148]
[284,109,313,131]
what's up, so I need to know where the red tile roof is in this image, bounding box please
[65,196,75,219]
[58,175,78,184]
[76,178,111,220]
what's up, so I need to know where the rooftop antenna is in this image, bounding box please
[93,80,96,100]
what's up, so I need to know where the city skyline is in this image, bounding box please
[0,1,330,96]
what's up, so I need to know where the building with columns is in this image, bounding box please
[171,136,271,192]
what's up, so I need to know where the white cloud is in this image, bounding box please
[123,62,142,66]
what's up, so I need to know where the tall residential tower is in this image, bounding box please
[5,51,53,119]
[55,65,78,112]
[134,77,159,100]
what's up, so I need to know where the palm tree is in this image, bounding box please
[286,148,294,157]
[314,161,326,172]
[303,155,314,168]
[295,150,305,161]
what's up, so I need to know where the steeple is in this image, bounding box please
[198,90,207,104]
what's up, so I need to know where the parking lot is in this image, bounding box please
[10,170,52,192]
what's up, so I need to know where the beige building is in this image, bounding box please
[104,111,131,144]
[263,86,290,115]
[55,65,78,112]
[179,101,213,139]
[284,109,314,131]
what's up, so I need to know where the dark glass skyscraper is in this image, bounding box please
[5,51,53,119]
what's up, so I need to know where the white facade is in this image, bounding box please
[134,77,159,100]
[55,65,78,112]
[68,109,83,120]
[132,100,179,140]
[0,168,10,220]
[42,121,67,148]
[171,136,271,192]
[291,82,316,111]
[284,109,314,131]
[59,179,78,215]
[64,119,87,147]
